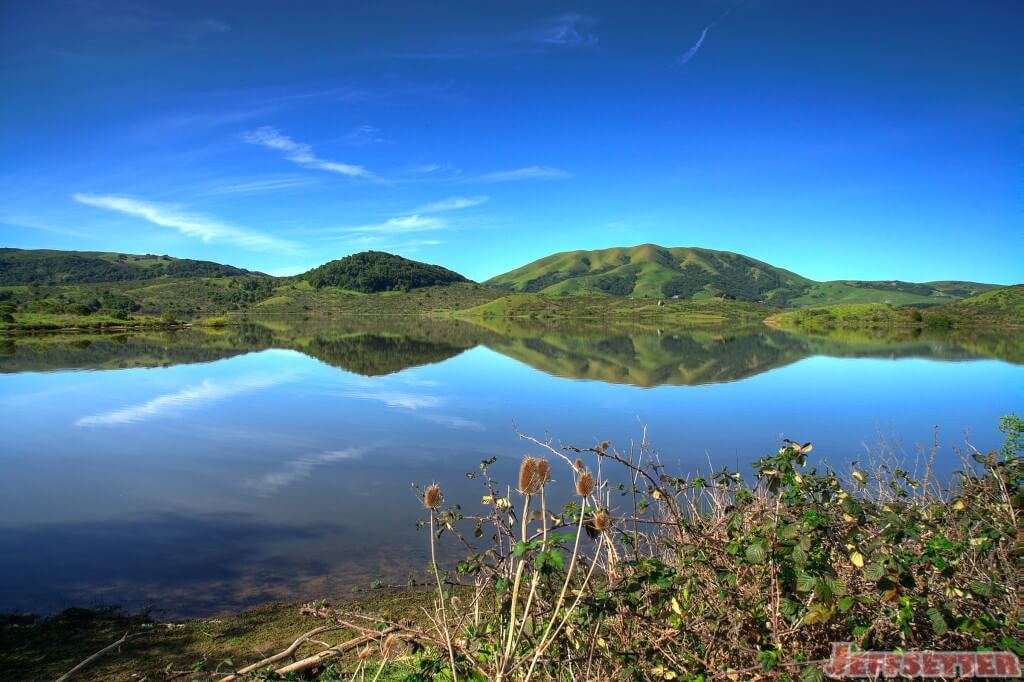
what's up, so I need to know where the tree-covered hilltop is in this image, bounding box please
[0,248,257,285]
[299,251,470,292]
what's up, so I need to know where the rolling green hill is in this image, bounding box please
[0,248,256,285]
[927,284,1024,328]
[486,244,1002,307]
[299,251,470,292]
[486,244,811,304]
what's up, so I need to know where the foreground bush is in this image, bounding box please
[409,416,1021,681]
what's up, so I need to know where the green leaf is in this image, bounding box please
[865,563,886,582]
[970,581,991,596]
[792,544,808,567]
[927,607,949,636]
[745,541,768,565]
[837,596,854,612]
[779,523,800,541]
[802,603,834,625]
[796,573,817,592]
[801,664,825,682]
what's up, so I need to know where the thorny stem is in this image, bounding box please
[429,508,458,682]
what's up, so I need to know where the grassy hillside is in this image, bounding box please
[458,292,774,327]
[788,280,998,307]
[486,244,811,303]
[926,284,1024,328]
[0,248,255,285]
[486,244,1001,307]
[766,286,1024,336]
[765,303,926,332]
[300,251,470,292]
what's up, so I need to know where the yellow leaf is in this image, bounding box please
[852,471,866,483]
[953,500,965,510]
[671,597,682,615]
[970,537,985,546]
[850,551,865,568]
[652,490,663,500]
[481,495,494,505]
[842,513,856,523]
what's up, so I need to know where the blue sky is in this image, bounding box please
[1,0,1021,283]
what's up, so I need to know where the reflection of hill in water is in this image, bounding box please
[487,332,803,387]
[1,317,1019,385]
[298,335,468,375]
[0,330,255,372]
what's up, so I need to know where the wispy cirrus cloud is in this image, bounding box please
[246,447,366,495]
[72,193,297,252]
[342,389,443,410]
[244,126,378,180]
[409,163,458,175]
[414,196,488,213]
[677,10,730,66]
[419,414,485,431]
[75,373,294,427]
[467,166,572,183]
[536,14,599,47]
[344,124,393,145]
[342,214,447,235]
[360,13,599,60]
[195,176,319,196]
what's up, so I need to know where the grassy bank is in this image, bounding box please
[0,591,440,681]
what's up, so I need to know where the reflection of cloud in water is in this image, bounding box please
[419,414,485,431]
[245,447,365,495]
[341,389,443,410]
[75,374,294,427]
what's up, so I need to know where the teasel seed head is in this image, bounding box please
[358,645,372,661]
[423,483,443,510]
[598,440,611,453]
[576,470,595,497]
[535,458,551,485]
[592,510,612,533]
[381,634,397,658]
[574,458,585,472]
[518,456,541,495]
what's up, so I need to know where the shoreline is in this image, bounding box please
[1,588,437,681]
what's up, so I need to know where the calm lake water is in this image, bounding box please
[1,319,1020,617]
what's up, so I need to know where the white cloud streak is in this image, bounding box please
[468,166,572,183]
[677,10,729,66]
[342,214,447,235]
[244,126,378,179]
[195,176,318,196]
[342,389,443,410]
[72,193,297,251]
[76,374,293,427]
[414,196,488,213]
[538,14,599,47]
[246,447,366,495]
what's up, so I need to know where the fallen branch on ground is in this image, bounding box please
[55,630,150,682]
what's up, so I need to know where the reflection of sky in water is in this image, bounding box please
[0,345,1021,616]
